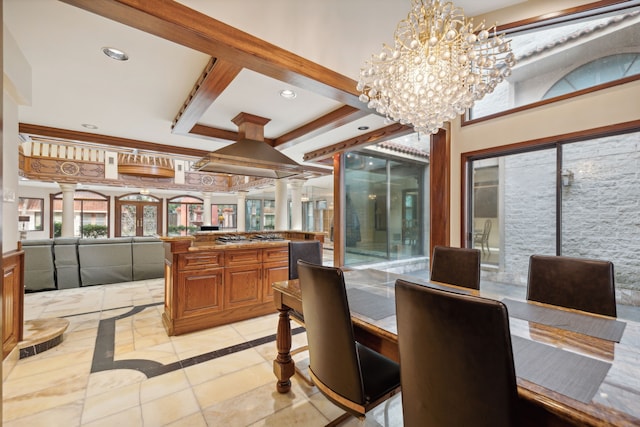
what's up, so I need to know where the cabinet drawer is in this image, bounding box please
[225,249,261,266]
[179,252,224,270]
[263,246,289,262]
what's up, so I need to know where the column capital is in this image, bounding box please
[288,179,305,190]
[58,183,77,192]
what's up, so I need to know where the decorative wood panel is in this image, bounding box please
[224,265,261,309]
[3,250,25,359]
[262,261,288,302]
[177,269,224,318]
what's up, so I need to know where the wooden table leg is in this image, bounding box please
[273,307,295,393]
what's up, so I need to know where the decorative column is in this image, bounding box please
[275,178,288,231]
[236,191,247,232]
[59,183,77,237]
[289,179,304,231]
[202,192,212,226]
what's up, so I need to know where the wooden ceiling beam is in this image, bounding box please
[19,123,209,158]
[273,106,369,150]
[172,57,242,135]
[303,124,415,163]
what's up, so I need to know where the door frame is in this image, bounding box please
[115,193,162,237]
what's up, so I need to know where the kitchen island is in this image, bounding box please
[161,231,323,336]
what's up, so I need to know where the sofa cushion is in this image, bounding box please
[22,239,56,291]
[132,237,165,280]
[78,238,133,286]
[54,237,80,289]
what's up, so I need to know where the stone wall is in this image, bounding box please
[490,132,640,305]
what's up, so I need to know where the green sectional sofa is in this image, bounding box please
[22,237,164,292]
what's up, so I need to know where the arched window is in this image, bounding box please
[50,190,109,238]
[544,53,640,99]
[167,196,204,236]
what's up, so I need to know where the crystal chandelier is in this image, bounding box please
[357,0,516,134]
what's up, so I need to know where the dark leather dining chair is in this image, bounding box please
[395,279,518,427]
[297,260,401,424]
[527,254,617,317]
[288,240,322,280]
[287,240,323,385]
[430,245,481,289]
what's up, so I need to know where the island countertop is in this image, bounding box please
[161,234,300,336]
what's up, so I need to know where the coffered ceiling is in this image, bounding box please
[5,0,524,192]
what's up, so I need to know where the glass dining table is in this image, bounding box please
[272,268,640,426]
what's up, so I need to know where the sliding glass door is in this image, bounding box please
[468,129,640,292]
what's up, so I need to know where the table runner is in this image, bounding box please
[512,336,611,404]
[503,298,626,342]
[347,288,395,320]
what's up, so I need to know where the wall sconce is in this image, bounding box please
[139,188,150,195]
[561,169,574,187]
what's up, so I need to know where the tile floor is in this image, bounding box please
[2,279,403,427]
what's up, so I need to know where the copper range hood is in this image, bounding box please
[193,113,305,179]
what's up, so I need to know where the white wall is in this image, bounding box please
[3,25,31,251]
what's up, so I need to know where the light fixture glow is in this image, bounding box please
[358,126,370,131]
[357,0,515,134]
[102,46,129,61]
[81,123,98,130]
[279,89,297,99]
[139,188,150,195]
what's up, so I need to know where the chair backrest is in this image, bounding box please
[288,240,322,280]
[430,245,481,289]
[297,260,365,405]
[395,279,518,427]
[482,219,492,240]
[527,255,616,317]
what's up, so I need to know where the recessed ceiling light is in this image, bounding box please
[102,46,129,61]
[280,89,297,99]
[358,126,370,131]
[82,123,98,130]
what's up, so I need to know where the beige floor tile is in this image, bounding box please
[192,361,275,409]
[141,387,201,426]
[249,400,330,427]
[201,381,306,426]
[2,399,84,427]
[170,326,246,360]
[85,369,147,398]
[82,406,143,427]
[3,372,88,422]
[231,314,279,341]
[81,382,142,424]
[139,369,191,403]
[166,411,208,427]
[6,349,92,379]
[183,348,265,386]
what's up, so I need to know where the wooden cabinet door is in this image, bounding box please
[177,268,224,318]
[262,261,289,302]
[224,265,262,308]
